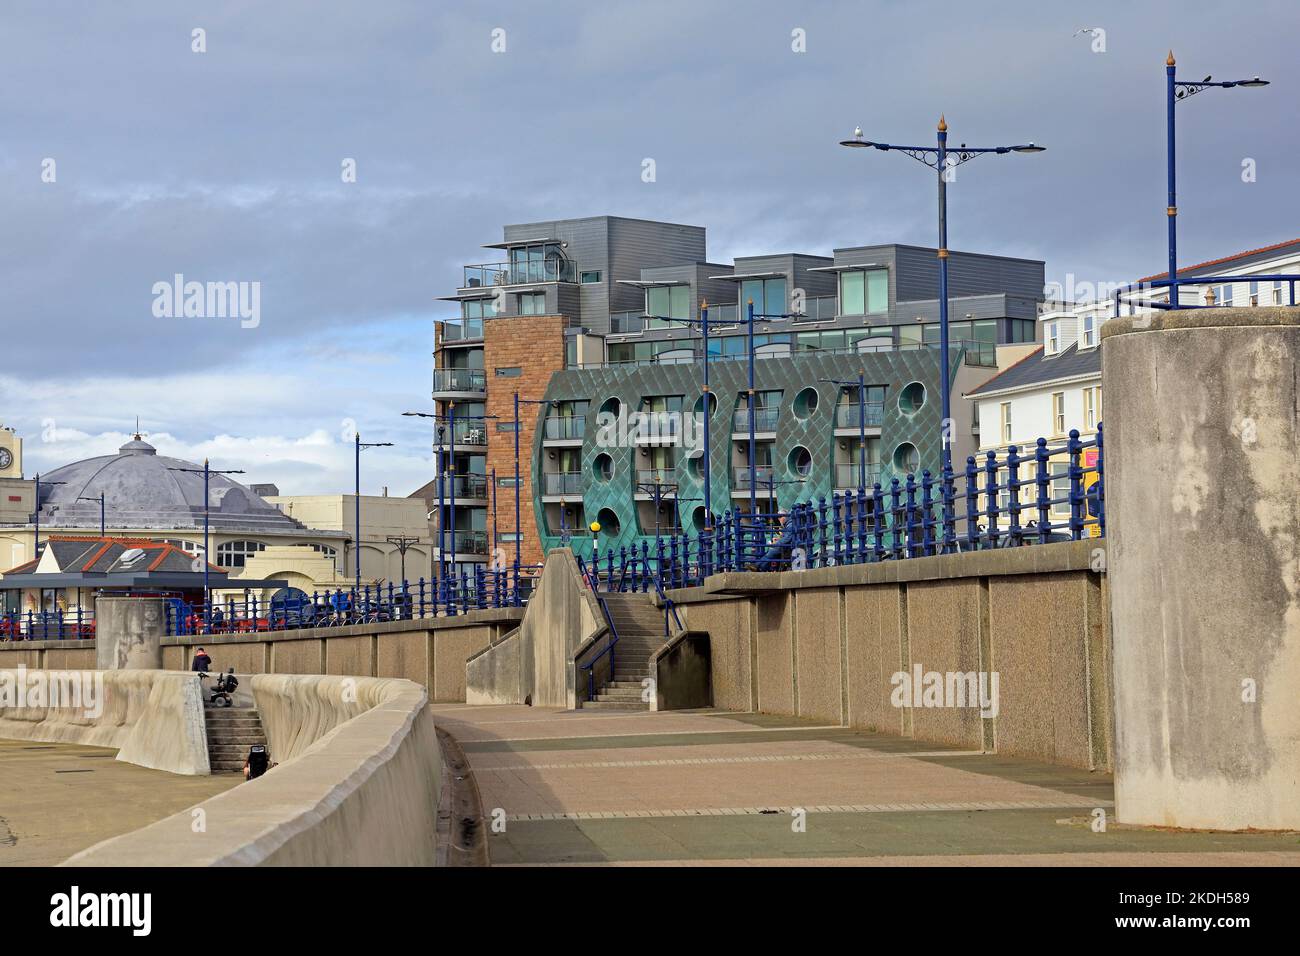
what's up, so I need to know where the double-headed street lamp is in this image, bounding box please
[820,373,870,492]
[168,459,245,628]
[78,493,106,537]
[32,474,65,556]
[353,433,394,593]
[840,118,1044,470]
[404,406,495,603]
[1164,52,1268,309]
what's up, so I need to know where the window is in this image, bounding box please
[215,540,265,570]
[497,476,520,487]
[837,269,888,316]
[494,366,522,377]
[496,422,519,432]
[1046,322,1060,354]
[1216,284,1233,306]
[741,277,787,317]
[565,337,578,368]
[646,285,690,327]
[497,532,523,543]
[1273,281,1285,305]
[518,292,546,315]
[1249,281,1259,306]
[1000,402,1013,444]
[1051,463,1071,516]
[1052,392,1066,435]
[1081,315,1096,348]
[579,271,602,284]
[1084,387,1098,430]
[462,299,495,319]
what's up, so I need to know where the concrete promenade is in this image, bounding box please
[0,739,239,866]
[430,705,1300,866]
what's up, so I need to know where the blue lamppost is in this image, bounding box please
[513,394,557,605]
[169,459,244,630]
[1164,52,1268,309]
[404,408,496,607]
[353,432,394,594]
[32,474,65,557]
[653,301,739,529]
[841,118,1044,470]
[820,373,869,491]
[78,493,106,537]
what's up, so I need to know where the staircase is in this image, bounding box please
[583,591,666,711]
[204,707,268,773]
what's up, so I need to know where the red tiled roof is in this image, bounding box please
[1139,238,1300,283]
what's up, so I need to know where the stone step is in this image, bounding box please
[580,700,649,711]
[595,688,645,701]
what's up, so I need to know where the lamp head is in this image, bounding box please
[589,521,601,534]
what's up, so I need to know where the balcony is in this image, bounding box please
[462,259,578,289]
[435,530,489,555]
[635,468,677,489]
[445,473,489,500]
[542,416,586,442]
[732,466,775,490]
[732,408,779,434]
[835,463,882,489]
[439,319,484,342]
[834,403,884,429]
[433,421,488,448]
[431,368,487,399]
[793,295,838,322]
[609,311,645,334]
[542,472,583,497]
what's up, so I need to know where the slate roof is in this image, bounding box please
[965,342,1101,397]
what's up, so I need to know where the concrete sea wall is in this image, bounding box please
[0,668,209,775]
[671,540,1111,771]
[1104,306,1300,830]
[65,674,440,866]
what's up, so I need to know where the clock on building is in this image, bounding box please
[0,448,12,471]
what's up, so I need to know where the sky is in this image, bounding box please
[1,0,1295,495]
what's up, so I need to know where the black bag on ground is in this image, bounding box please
[247,745,269,779]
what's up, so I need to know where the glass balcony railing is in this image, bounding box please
[792,295,838,321]
[835,463,882,488]
[432,369,486,393]
[434,421,488,447]
[635,468,676,488]
[732,466,775,490]
[834,403,884,428]
[732,408,780,433]
[609,311,646,334]
[543,472,583,496]
[437,530,489,555]
[440,319,484,341]
[445,474,488,499]
[542,417,586,441]
[462,259,578,289]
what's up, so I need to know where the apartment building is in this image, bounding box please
[420,215,1047,566]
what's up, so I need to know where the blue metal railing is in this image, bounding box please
[583,426,1104,593]
[1112,273,1300,316]
[158,566,535,638]
[0,609,96,641]
[576,554,621,702]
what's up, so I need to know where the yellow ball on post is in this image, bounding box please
[588,521,601,534]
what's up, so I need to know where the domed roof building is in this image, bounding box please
[35,435,304,535]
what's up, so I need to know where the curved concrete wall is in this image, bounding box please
[64,674,440,866]
[0,668,209,775]
[1104,308,1300,830]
